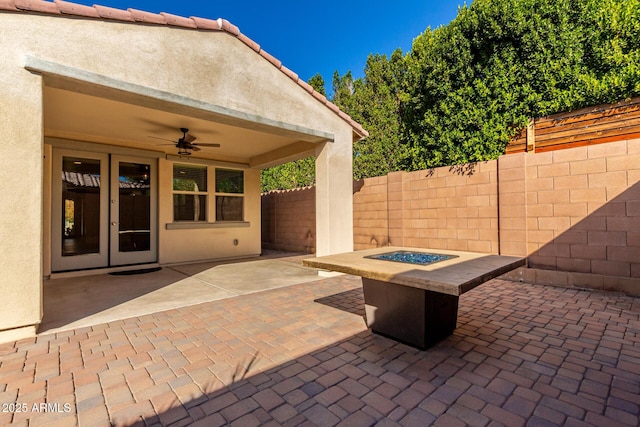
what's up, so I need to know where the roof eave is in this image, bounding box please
[0,0,368,138]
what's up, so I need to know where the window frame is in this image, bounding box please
[214,168,245,222]
[170,163,246,225]
[172,163,208,222]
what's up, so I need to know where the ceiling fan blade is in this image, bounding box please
[183,134,197,143]
[193,143,221,148]
[189,145,202,151]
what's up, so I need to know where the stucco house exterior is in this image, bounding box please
[0,0,367,343]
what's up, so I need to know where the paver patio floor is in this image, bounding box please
[1,274,640,426]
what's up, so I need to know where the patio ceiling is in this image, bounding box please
[43,83,325,169]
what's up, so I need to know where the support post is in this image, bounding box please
[314,128,354,256]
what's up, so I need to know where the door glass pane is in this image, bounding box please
[61,157,101,256]
[118,162,151,252]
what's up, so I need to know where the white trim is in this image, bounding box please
[51,149,110,271]
[165,154,249,169]
[166,221,250,230]
[110,155,158,266]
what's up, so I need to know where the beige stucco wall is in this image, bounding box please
[158,162,262,263]
[0,12,356,341]
[0,41,44,341]
[0,13,351,135]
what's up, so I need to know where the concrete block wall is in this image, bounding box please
[261,187,316,253]
[394,162,499,253]
[350,163,500,252]
[525,139,640,279]
[261,138,639,292]
[387,172,405,250]
[498,154,528,256]
[353,175,389,249]
[264,162,502,254]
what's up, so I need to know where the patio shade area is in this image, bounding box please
[0,1,366,343]
[40,253,322,334]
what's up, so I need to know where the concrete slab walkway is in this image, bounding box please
[1,273,640,426]
[40,252,323,334]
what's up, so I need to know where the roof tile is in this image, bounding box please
[297,80,315,94]
[15,0,59,13]
[1,0,368,138]
[280,65,299,82]
[237,33,260,53]
[55,0,99,18]
[128,8,166,25]
[160,12,196,28]
[259,50,282,69]
[219,18,239,36]
[311,90,327,104]
[190,16,221,31]
[93,4,134,22]
[0,0,18,11]
[337,110,353,122]
[325,101,341,115]
[352,122,366,135]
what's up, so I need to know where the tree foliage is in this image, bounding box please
[308,73,327,97]
[261,0,640,191]
[402,0,640,169]
[333,51,408,179]
[260,157,315,192]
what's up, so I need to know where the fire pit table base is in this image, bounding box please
[363,278,458,349]
[302,247,525,350]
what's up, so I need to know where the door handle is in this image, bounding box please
[111,222,117,226]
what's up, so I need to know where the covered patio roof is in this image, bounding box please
[4,0,368,169]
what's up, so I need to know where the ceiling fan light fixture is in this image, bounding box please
[149,127,219,155]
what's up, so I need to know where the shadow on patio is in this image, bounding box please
[5,272,638,426]
[526,180,639,292]
[164,281,639,427]
[40,251,322,334]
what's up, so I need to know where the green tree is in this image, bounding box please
[308,73,327,97]
[402,0,640,169]
[261,0,640,190]
[333,50,409,179]
[332,70,355,110]
[260,158,315,192]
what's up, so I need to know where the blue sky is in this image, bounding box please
[71,0,467,95]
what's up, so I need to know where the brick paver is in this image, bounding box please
[1,276,639,426]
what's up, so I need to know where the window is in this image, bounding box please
[215,169,244,221]
[171,164,245,224]
[173,164,207,221]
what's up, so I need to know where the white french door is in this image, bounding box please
[51,150,157,272]
[109,155,157,266]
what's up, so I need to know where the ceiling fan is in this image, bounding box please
[149,127,221,155]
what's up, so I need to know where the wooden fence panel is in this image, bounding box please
[506,97,640,154]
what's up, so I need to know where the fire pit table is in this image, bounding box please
[303,247,525,349]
